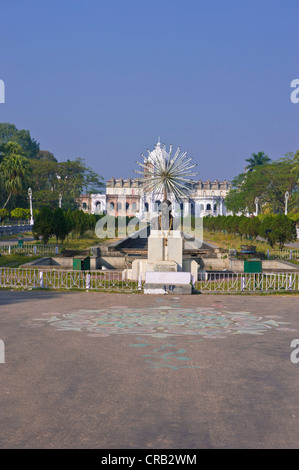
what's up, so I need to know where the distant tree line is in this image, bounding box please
[0,207,40,221]
[0,122,104,212]
[204,214,298,249]
[32,207,139,244]
[32,208,105,244]
[225,151,298,215]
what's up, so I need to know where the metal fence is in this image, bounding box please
[0,268,298,293]
[0,224,33,236]
[0,268,139,292]
[266,249,299,260]
[0,244,62,255]
[195,272,299,293]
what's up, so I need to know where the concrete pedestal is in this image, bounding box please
[143,271,192,295]
[148,230,183,270]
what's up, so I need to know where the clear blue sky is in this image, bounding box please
[0,0,298,183]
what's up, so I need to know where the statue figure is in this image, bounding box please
[158,199,173,231]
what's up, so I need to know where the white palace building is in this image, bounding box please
[78,140,232,218]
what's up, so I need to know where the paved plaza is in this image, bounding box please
[0,290,298,449]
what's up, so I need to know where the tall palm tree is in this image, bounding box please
[0,143,31,209]
[245,151,271,171]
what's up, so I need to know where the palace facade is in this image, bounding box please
[77,141,232,217]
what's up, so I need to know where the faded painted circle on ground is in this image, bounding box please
[25,307,292,339]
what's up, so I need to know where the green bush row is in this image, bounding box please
[203,214,298,249]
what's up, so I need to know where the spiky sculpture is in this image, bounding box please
[134,142,199,202]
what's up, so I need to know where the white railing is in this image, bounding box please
[195,272,299,293]
[0,224,33,236]
[0,220,29,226]
[0,268,297,293]
[0,244,62,255]
[0,268,139,292]
[266,249,299,260]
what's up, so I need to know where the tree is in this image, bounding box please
[225,187,248,214]
[259,214,296,248]
[32,206,55,244]
[55,158,104,197]
[28,157,104,210]
[52,209,69,243]
[10,129,39,158]
[226,155,298,215]
[35,150,57,162]
[245,151,271,171]
[70,210,89,237]
[0,123,39,158]
[10,208,30,219]
[0,208,9,222]
[0,144,31,209]
[0,123,18,146]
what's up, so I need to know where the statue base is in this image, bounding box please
[148,230,183,270]
[143,271,192,295]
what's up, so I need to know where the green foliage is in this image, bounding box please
[226,153,298,214]
[0,123,39,158]
[0,208,9,218]
[245,151,271,171]
[288,213,299,223]
[52,208,69,242]
[32,206,55,244]
[204,214,296,249]
[10,207,30,219]
[0,123,104,212]
[0,145,31,209]
[35,150,57,162]
[259,214,297,249]
[32,207,101,243]
[69,209,90,237]
[28,157,104,210]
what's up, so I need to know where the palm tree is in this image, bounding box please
[245,151,271,171]
[0,143,31,209]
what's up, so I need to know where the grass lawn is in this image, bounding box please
[57,232,118,251]
[287,259,299,266]
[0,254,42,268]
[0,230,117,251]
[203,229,288,252]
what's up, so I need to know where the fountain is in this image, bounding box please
[125,141,200,293]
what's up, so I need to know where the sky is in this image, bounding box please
[0,0,299,184]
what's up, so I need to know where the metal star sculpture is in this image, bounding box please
[134,143,199,202]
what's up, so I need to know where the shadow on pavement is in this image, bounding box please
[0,289,76,306]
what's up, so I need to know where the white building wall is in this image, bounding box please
[91,194,106,214]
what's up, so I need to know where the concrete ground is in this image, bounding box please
[0,290,298,449]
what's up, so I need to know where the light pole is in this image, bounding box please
[28,187,34,225]
[285,191,289,215]
[59,193,62,209]
[255,197,259,216]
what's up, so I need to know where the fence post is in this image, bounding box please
[267,249,269,260]
[55,246,58,255]
[0,340,4,364]
[290,250,292,260]
[8,245,11,255]
[86,272,91,290]
[241,276,245,292]
[39,271,44,288]
[34,245,37,255]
